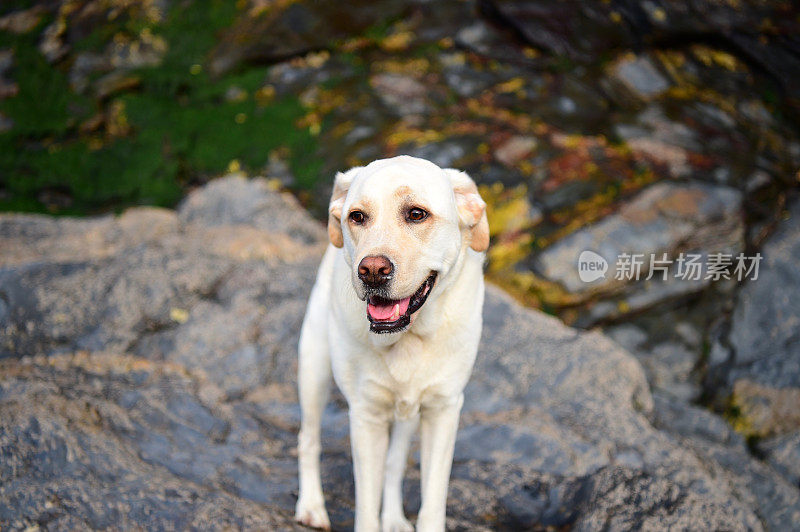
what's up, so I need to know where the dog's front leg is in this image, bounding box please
[416,394,463,532]
[350,406,391,532]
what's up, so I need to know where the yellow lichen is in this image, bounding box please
[495,77,525,93]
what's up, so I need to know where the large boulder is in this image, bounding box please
[1,176,798,530]
[534,181,743,296]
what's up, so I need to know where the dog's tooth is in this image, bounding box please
[391,303,400,320]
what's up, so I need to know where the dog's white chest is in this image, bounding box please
[380,333,426,384]
[379,333,449,420]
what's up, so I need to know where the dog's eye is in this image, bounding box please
[406,207,428,222]
[349,210,366,224]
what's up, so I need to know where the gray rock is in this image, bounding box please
[610,54,671,100]
[401,137,479,169]
[727,200,800,389]
[535,181,744,294]
[759,431,800,487]
[439,52,497,98]
[266,55,354,98]
[106,34,167,70]
[0,354,302,531]
[39,19,68,63]
[493,135,538,167]
[642,342,701,402]
[370,73,430,117]
[0,7,44,34]
[177,175,325,244]
[616,105,701,152]
[454,20,533,64]
[579,264,712,326]
[1,177,798,530]
[651,392,800,530]
[652,392,744,448]
[69,52,110,93]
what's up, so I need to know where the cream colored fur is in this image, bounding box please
[295,156,487,532]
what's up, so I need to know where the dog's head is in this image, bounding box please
[327,156,489,334]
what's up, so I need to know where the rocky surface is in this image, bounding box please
[724,200,800,392]
[481,0,800,117]
[691,199,800,490]
[2,177,800,530]
[534,181,744,295]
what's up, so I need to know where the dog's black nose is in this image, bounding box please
[358,255,393,287]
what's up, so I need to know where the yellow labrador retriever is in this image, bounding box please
[295,156,489,532]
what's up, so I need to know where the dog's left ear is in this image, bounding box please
[328,167,361,248]
[445,169,490,252]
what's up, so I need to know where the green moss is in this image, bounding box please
[0,0,321,215]
[0,15,88,136]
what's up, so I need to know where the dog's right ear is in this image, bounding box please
[328,167,360,248]
[445,169,490,253]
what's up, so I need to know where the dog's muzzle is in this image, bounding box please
[366,272,438,333]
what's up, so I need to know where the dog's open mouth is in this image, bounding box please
[366,272,437,333]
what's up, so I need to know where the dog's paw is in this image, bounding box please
[295,499,331,530]
[381,514,414,532]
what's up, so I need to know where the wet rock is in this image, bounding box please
[535,181,744,295]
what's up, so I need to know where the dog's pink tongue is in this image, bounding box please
[368,297,410,321]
